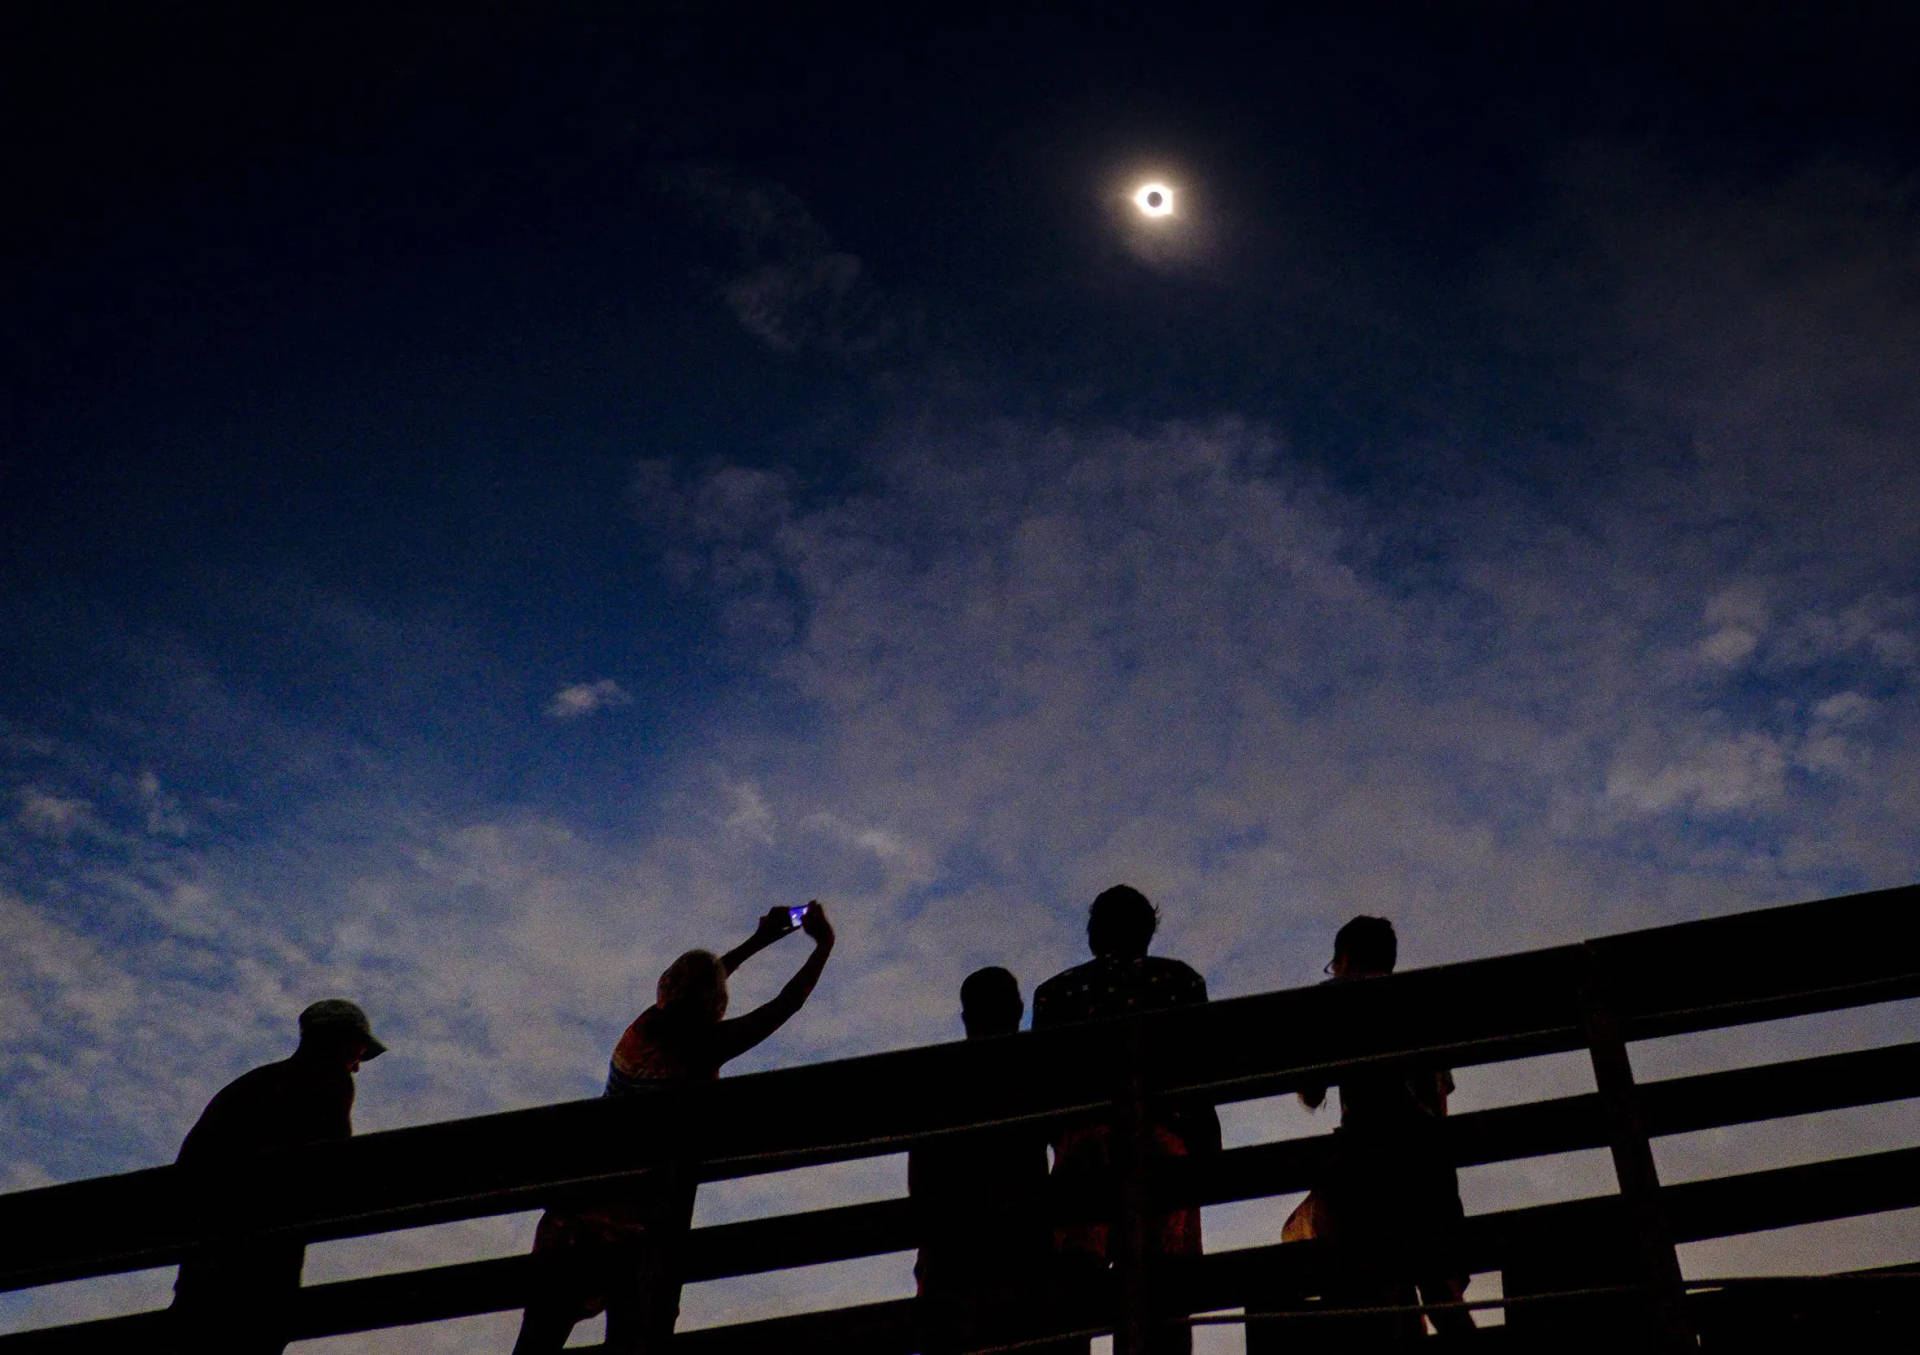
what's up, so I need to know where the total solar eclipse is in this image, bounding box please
[1134,183,1174,217]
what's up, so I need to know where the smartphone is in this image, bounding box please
[787,904,809,930]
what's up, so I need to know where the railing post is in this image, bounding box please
[1113,1019,1154,1355]
[1579,944,1696,1351]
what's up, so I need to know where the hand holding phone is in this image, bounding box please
[799,900,833,946]
[753,906,794,942]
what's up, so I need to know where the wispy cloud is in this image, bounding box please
[544,679,633,720]
[13,787,96,839]
[668,165,903,358]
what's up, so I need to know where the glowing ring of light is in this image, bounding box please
[1133,183,1174,217]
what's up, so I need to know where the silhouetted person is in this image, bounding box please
[1032,886,1219,1355]
[513,903,836,1355]
[172,998,388,1355]
[909,967,1051,1355]
[1292,916,1472,1342]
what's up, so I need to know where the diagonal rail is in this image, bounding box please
[1,883,1915,1349]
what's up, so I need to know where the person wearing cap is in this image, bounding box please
[171,998,387,1354]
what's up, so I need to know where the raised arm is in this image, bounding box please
[720,906,803,976]
[713,902,837,1063]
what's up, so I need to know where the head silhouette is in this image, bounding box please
[657,949,730,1022]
[960,966,1023,1037]
[1087,884,1158,960]
[1332,915,1397,977]
[295,998,386,1071]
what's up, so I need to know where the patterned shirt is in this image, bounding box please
[604,989,812,1097]
[1030,952,1218,1260]
[1031,953,1209,1027]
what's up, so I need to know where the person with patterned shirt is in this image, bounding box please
[1032,885,1219,1355]
[512,903,835,1355]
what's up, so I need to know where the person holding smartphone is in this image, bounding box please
[513,902,836,1355]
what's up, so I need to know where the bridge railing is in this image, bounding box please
[2,884,1917,1352]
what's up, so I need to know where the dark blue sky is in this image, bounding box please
[11,4,1913,785]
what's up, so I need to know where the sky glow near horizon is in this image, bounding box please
[5,6,1920,1349]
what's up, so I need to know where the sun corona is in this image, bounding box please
[1133,182,1174,217]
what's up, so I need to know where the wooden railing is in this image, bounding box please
[3,884,1918,1351]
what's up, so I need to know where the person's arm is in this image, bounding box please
[720,906,803,976]
[335,1066,357,1139]
[1030,978,1057,1030]
[712,903,836,1063]
[177,1090,233,1165]
[1298,971,1336,1110]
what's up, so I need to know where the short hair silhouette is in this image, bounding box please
[1334,915,1397,973]
[1087,884,1158,959]
[960,966,1022,1037]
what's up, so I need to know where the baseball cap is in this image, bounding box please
[298,998,388,1058]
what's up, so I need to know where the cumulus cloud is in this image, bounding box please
[544,679,633,720]
[1605,732,1789,814]
[639,410,1918,987]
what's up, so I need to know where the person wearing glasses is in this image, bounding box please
[1285,916,1473,1344]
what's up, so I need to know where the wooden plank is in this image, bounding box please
[1590,882,1920,1040]
[8,1143,1918,1353]
[1171,1037,1920,1210]
[1574,947,1692,1350]
[3,1037,1913,1330]
[1192,1142,1920,1315]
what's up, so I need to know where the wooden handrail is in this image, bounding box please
[2,884,1915,1347]
[15,1140,1916,1354]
